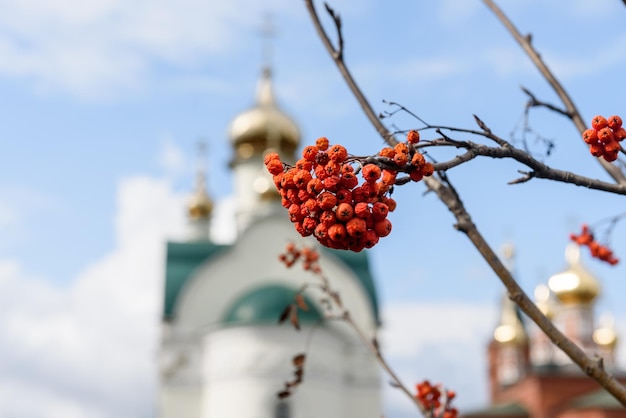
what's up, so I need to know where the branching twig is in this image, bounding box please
[304,0,626,406]
[482,0,626,185]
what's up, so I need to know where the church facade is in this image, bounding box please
[157,66,381,418]
[465,245,625,418]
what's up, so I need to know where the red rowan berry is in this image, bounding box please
[582,129,598,145]
[314,163,329,180]
[281,169,297,189]
[320,210,336,227]
[603,149,619,162]
[286,189,301,204]
[323,175,341,192]
[597,127,615,144]
[411,152,426,168]
[295,158,314,171]
[346,217,367,238]
[614,127,626,141]
[325,160,341,176]
[328,223,347,242]
[372,202,389,221]
[349,238,366,253]
[340,172,359,189]
[589,143,603,157]
[382,197,397,212]
[604,140,620,154]
[293,170,312,189]
[266,159,284,175]
[316,137,330,151]
[302,198,319,215]
[360,182,380,201]
[381,169,397,186]
[364,229,380,248]
[288,204,304,222]
[335,202,354,222]
[302,217,317,236]
[328,144,348,162]
[264,152,281,166]
[317,191,338,211]
[409,170,423,182]
[362,164,382,183]
[335,188,353,204]
[608,115,623,130]
[307,178,324,196]
[422,162,435,177]
[407,129,420,144]
[297,189,310,202]
[302,145,318,161]
[314,223,328,240]
[373,218,392,237]
[591,115,609,130]
[379,147,396,159]
[352,186,367,203]
[354,202,371,219]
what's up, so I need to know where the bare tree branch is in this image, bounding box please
[304,0,626,406]
[482,0,626,185]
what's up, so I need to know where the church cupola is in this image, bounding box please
[548,244,600,306]
[186,143,214,241]
[488,244,530,400]
[547,244,600,364]
[228,67,300,164]
[227,66,302,232]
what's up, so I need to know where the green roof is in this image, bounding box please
[163,241,379,324]
[223,284,323,326]
[463,402,528,417]
[570,388,625,409]
[163,241,228,320]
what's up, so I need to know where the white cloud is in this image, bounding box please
[381,302,496,415]
[0,0,301,99]
[0,176,187,417]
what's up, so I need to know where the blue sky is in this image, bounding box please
[1,0,625,417]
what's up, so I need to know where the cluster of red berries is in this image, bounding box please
[265,131,434,251]
[278,242,321,273]
[415,381,458,418]
[582,115,625,162]
[570,224,619,265]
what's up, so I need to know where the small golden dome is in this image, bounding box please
[228,68,300,163]
[188,188,213,220]
[494,293,528,345]
[533,284,554,319]
[548,244,600,305]
[594,315,618,349]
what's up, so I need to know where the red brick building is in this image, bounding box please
[464,245,625,418]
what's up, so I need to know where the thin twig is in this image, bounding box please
[482,0,626,185]
[305,0,626,406]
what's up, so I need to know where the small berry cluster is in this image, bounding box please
[582,115,625,162]
[570,224,619,265]
[415,381,458,418]
[278,242,321,273]
[265,131,433,251]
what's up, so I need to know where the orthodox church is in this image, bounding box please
[466,244,626,418]
[157,65,381,417]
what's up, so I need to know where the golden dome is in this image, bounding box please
[493,293,528,345]
[533,284,554,319]
[228,67,300,163]
[188,187,213,220]
[548,244,600,305]
[593,315,618,349]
